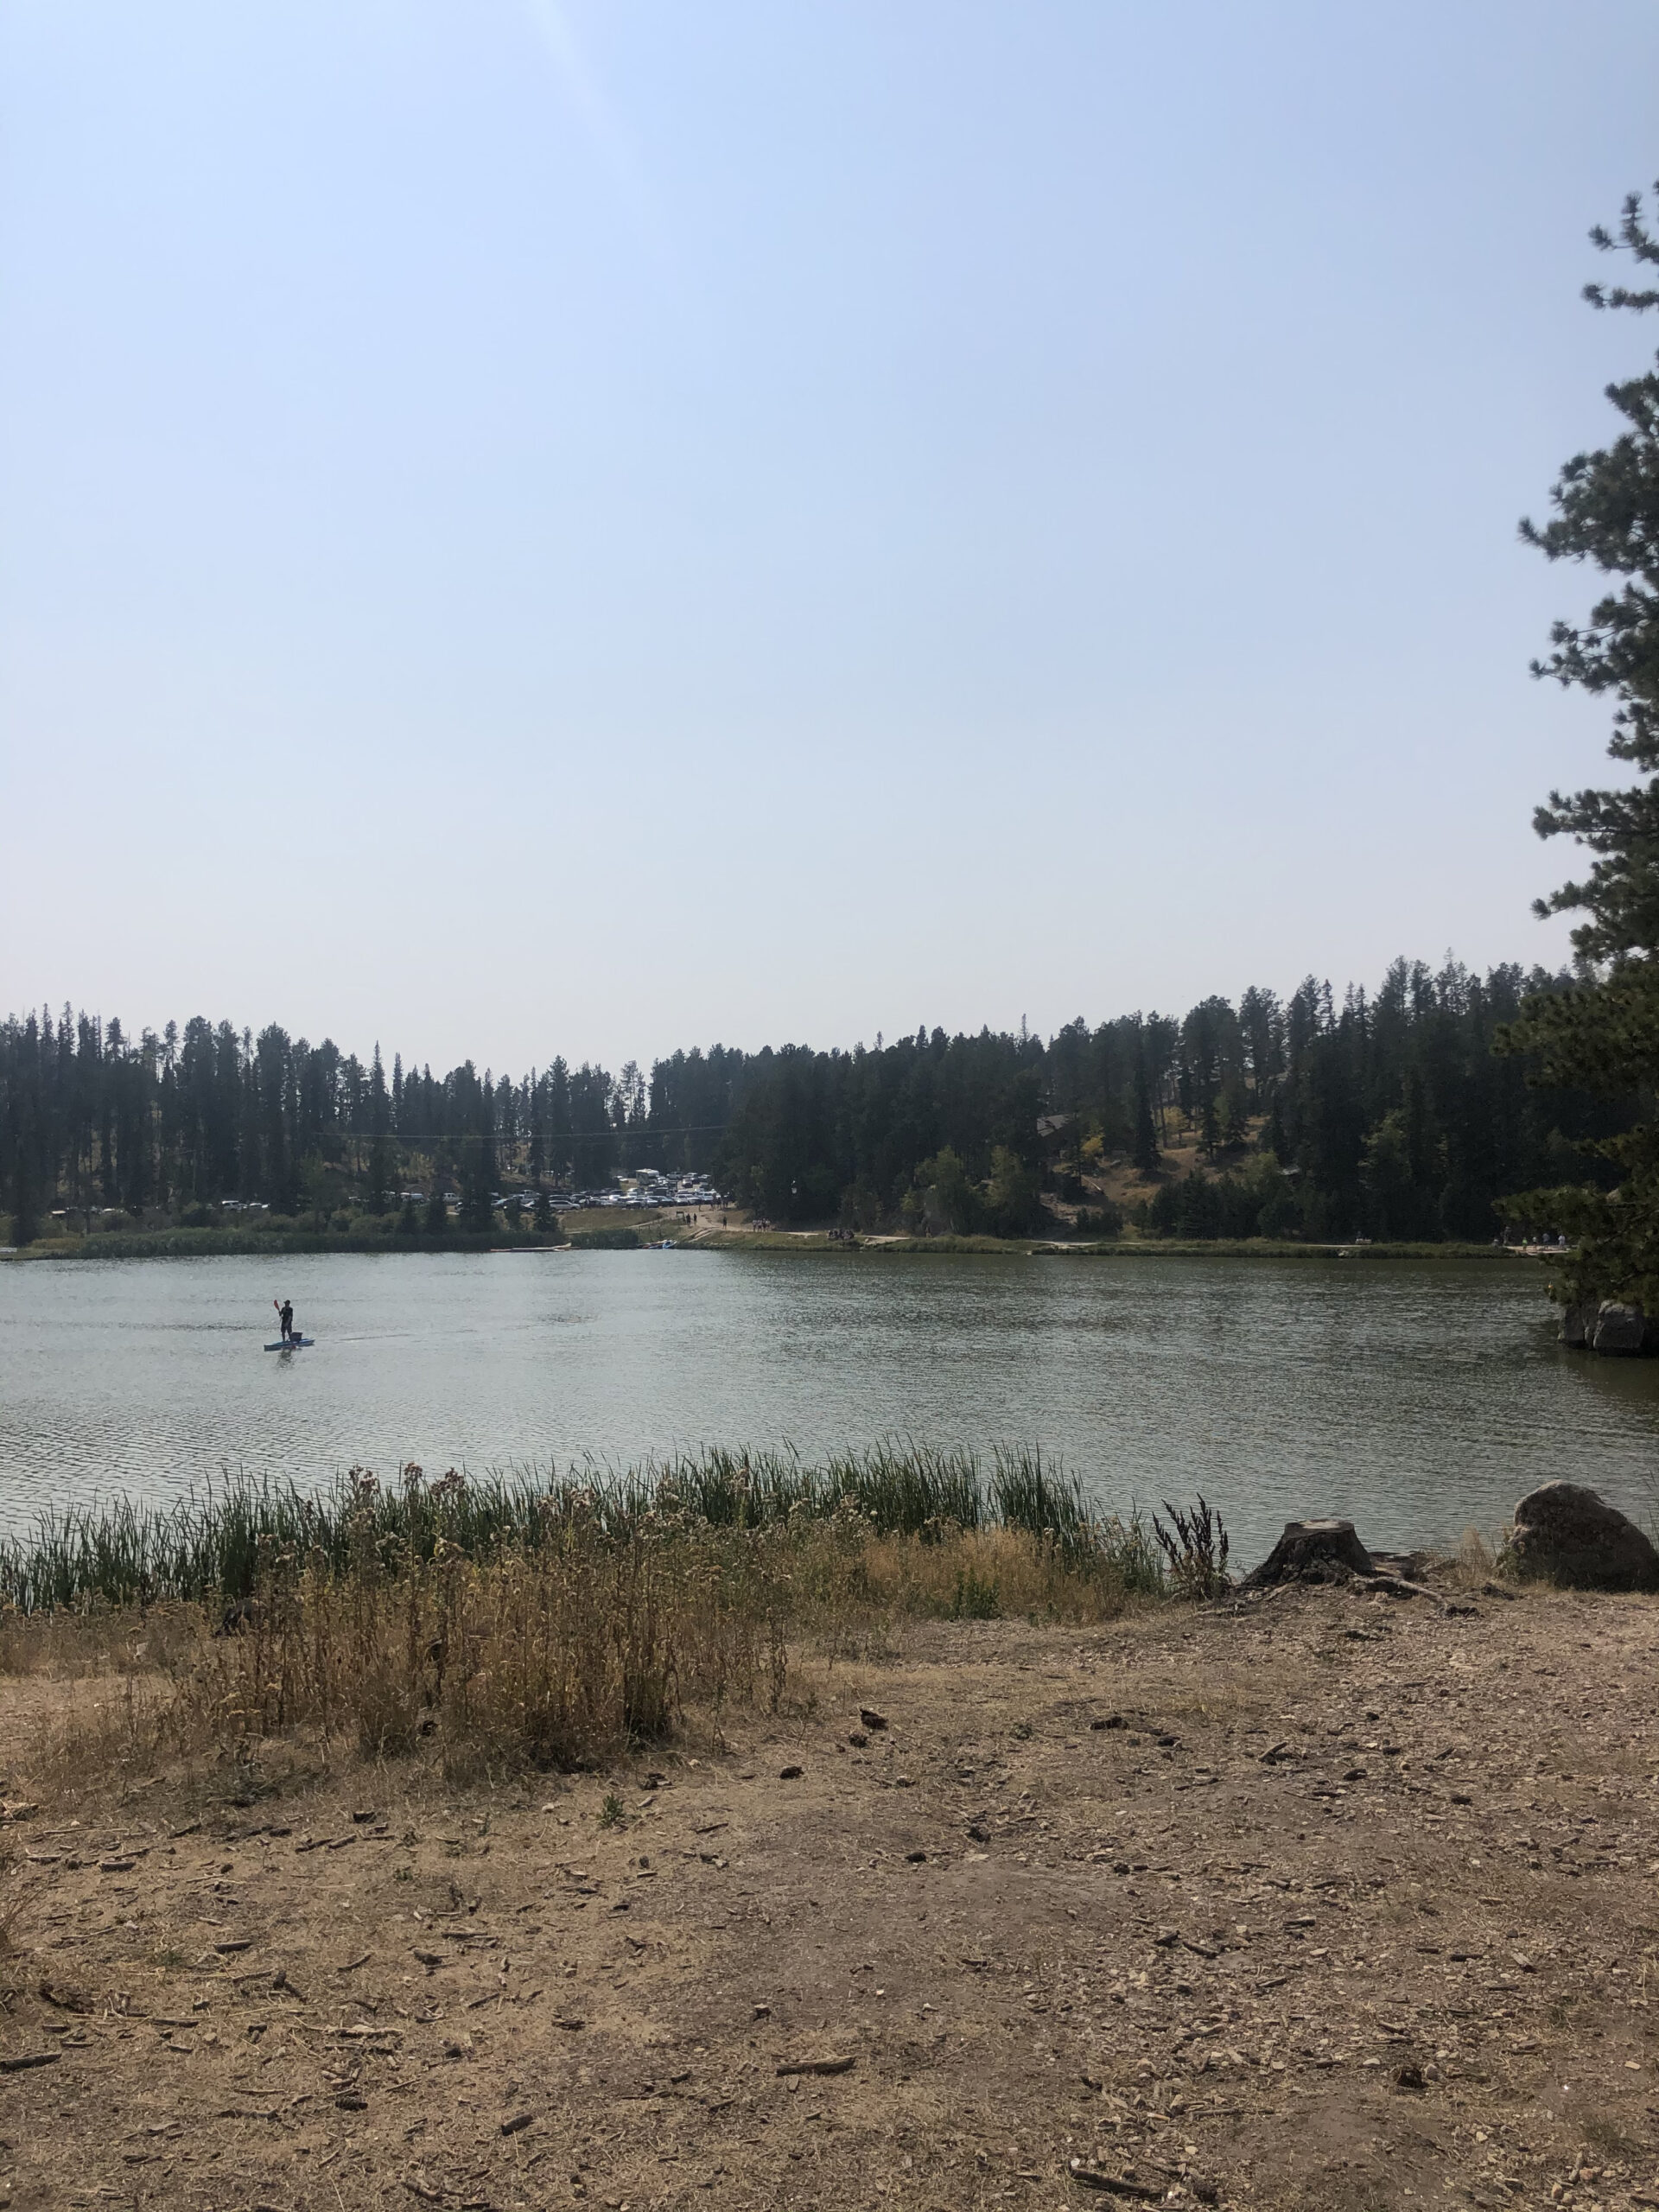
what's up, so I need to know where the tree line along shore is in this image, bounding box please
[0,954,1626,1258]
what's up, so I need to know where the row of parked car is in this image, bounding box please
[563,1180,725,1211]
[394,1183,727,1212]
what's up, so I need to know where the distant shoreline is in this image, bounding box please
[0,1224,1547,1265]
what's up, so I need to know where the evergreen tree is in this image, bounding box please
[527,1066,545,1181]
[984,1145,1045,1236]
[367,1044,391,1215]
[10,1128,40,1246]
[1131,1059,1160,1173]
[459,1123,496,1234]
[1499,186,1659,1303]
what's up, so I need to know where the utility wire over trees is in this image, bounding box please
[1500,186,1659,1304]
[0,955,1619,1246]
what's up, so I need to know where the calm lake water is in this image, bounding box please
[1,1249,1655,1567]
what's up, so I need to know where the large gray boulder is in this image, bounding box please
[1504,1480,1659,1591]
[1592,1301,1649,1354]
[1238,1518,1376,1591]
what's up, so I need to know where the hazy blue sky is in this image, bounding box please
[4,2,1657,1073]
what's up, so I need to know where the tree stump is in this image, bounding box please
[1237,1518,1376,1591]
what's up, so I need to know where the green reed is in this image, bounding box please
[0,1441,1169,1613]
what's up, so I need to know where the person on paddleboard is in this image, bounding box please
[276,1297,294,1344]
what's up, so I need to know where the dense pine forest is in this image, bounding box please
[0,957,1629,1247]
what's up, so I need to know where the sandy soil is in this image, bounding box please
[5,1580,1659,2211]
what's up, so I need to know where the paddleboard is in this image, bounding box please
[264,1337,315,1351]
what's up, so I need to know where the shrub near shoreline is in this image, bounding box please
[0,1448,1170,1787]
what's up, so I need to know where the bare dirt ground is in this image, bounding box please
[5,1581,1659,2211]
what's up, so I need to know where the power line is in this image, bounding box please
[280,1119,740,1144]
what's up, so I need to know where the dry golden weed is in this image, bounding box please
[0,1598,200,1681]
[1456,1524,1497,1581]
[4,1520,1150,1796]
[850,1524,1145,1624]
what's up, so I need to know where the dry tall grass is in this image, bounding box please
[845,1523,1146,1627]
[157,1508,796,1781]
[1,1497,1158,1794]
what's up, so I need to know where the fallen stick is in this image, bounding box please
[1067,2164,1163,2201]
